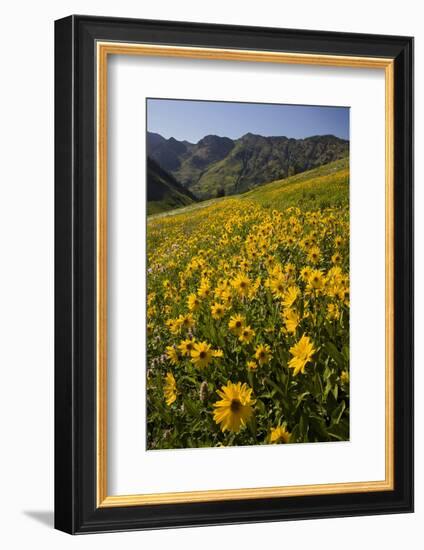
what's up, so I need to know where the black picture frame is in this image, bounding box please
[55,15,414,534]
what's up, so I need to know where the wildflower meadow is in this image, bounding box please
[146,159,350,449]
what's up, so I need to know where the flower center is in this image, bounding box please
[236,321,241,328]
[230,399,242,413]
[199,351,207,359]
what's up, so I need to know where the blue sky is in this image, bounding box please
[147,99,349,142]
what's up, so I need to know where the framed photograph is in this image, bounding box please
[54,15,414,534]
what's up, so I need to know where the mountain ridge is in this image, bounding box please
[147,131,349,199]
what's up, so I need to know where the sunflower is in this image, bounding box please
[165,318,181,335]
[247,360,258,370]
[162,279,172,290]
[331,252,342,265]
[228,314,245,335]
[213,381,255,433]
[220,289,233,306]
[165,346,180,366]
[197,278,211,298]
[269,425,291,444]
[269,275,286,299]
[163,372,177,406]
[307,269,325,291]
[214,279,231,299]
[187,293,200,312]
[285,263,296,277]
[301,237,312,250]
[211,302,226,320]
[255,343,272,365]
[288,334,315,375]
[282,308,300,334]
[231,273,251,297]
[239,325,255,344]
[327,303,340,321]
[248,277,261,300]
[178,313,195,331]
[190,341,213,368]
[307,245,320,264]
[178,338,196,357]
[340,370,349,384]
[300,266,312,282]
[281,285,299,308]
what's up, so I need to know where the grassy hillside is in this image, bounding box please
[147,157,197,215]
[242,157,349,211]
[191,135,349,199]
[148,157,349,220]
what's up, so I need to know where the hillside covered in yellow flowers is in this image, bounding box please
[146,157,350,449]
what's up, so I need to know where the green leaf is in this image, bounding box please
[330,400,346,425]
[327,420,349,441]
[265,377,286,399]
[323,341,345,368]
[299,415,309,442]
[290,424,301,443]
[295,392,310,409]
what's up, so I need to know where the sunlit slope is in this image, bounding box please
[242,157,349,212]
[147,157,349,221]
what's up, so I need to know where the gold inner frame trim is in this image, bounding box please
[96,42,395,508]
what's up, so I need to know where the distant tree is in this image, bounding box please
[216,187,226,198]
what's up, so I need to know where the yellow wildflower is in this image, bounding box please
[231,273,251,297]
[190,341,214,368]
[282,285,299,308]
[239,326,255,344]
[288,334,315,375]
[165,346,180,366]
[213,381,255,433]
[211,302,226,320]
[178,338,196,357]
[228,314,245,335]
[255,343,272,365]
[163,372,177,406]
[269,425,291,444]
[283,308,300,334]
[187,293,200,311]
